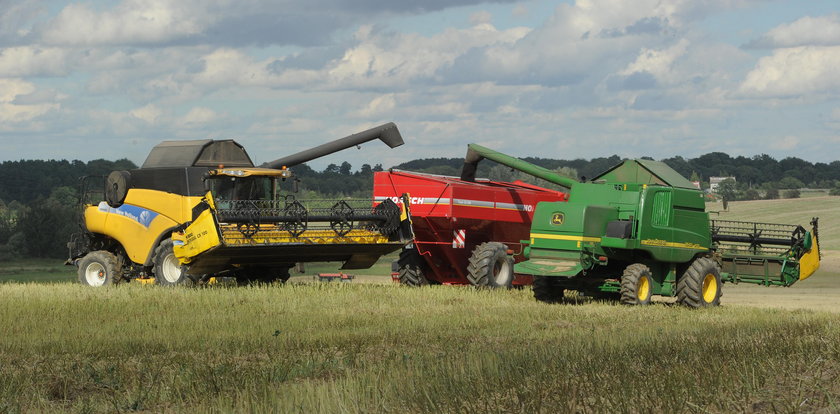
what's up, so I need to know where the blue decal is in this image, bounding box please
[98,202,159,228]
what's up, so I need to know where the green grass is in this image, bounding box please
[0,258,76,284]
[0,282,838,413]
[0,252,400,284]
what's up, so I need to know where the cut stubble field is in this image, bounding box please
[0,196,838,412]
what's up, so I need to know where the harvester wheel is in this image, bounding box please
[532,276,564,303]
[677,257,722,308]
[620,263,653,305]
[153,239,193,286]
[397,248,430,286]
[77,250,123,287]
[467,242,514,288]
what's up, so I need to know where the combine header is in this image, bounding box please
[463,144,820,307]
[68,123,413,286]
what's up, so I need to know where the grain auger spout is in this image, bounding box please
[460,143,579,189]
[263,122,404,169]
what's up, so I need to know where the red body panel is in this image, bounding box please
[374,170,568,285]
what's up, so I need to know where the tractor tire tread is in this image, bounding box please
[676,257,721,308]
[153,239,194,286]
[620,263,652,306]
[77,250,123,286]
[466,242,513,288]
[397,248,429,286]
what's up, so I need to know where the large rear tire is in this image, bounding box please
[77,251,123,287]
[677,257,722,308]
[533,276,565,303]
[620,263,653,306]
[397,247,430,286]
[467,242,514,288]
[153,238,193,286]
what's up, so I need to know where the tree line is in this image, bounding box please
[2,152,839,260]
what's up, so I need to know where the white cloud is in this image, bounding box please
[739,46,840,97]
[0,79,59,125]
[0,47,70,77]
[179,107,220,128]
[749,14,840,48]
[356,94,397,118]
[130,104,164,124]
[40,1,207,46]
[621,39,690,82]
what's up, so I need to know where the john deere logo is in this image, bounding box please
[551,212,565,225]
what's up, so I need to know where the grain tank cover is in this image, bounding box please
[141,139,254,169]
[594,159,696,189]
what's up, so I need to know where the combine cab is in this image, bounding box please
[68,123,412,286]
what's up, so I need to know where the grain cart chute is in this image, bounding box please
[464,144,820,307]
[68,123,413,286]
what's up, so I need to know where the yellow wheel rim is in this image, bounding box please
[637,275,651,302]
[702,273,718,303]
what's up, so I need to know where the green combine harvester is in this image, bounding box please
[461,144,821,307]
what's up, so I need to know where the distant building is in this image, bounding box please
[709,176,736,193]
[691,181,701,190]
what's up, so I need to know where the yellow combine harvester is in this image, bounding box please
[67,123,412,286]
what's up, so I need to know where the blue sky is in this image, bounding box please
[1,0,839,169]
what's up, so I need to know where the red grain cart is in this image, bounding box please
[373,170,568,287]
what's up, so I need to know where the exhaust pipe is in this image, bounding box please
[262,122,404,169]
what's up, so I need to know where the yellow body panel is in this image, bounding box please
[172,208,221,264]
[83,190,202,265]
[798,234,820,281]
[123,189,201,224]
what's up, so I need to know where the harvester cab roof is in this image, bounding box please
[141,139,254,169]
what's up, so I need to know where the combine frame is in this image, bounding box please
[460,143,822,307]
[68,123,412,286]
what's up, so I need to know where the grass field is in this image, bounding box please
[0,282,838,413]
[0,196,838,412]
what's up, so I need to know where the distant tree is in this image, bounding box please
[830,181,840,196]
[689,171,700,182]
[324,164,340,174]
[717,178,737,209]
[372,164,384,172]
[783,189,801,199]
[742,189,760,201]
[778,176,804,189]
[339,161,352,175]
[359,164,373,176]
[765,188,780,200]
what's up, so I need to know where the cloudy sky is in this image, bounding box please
[1,0,839,169]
